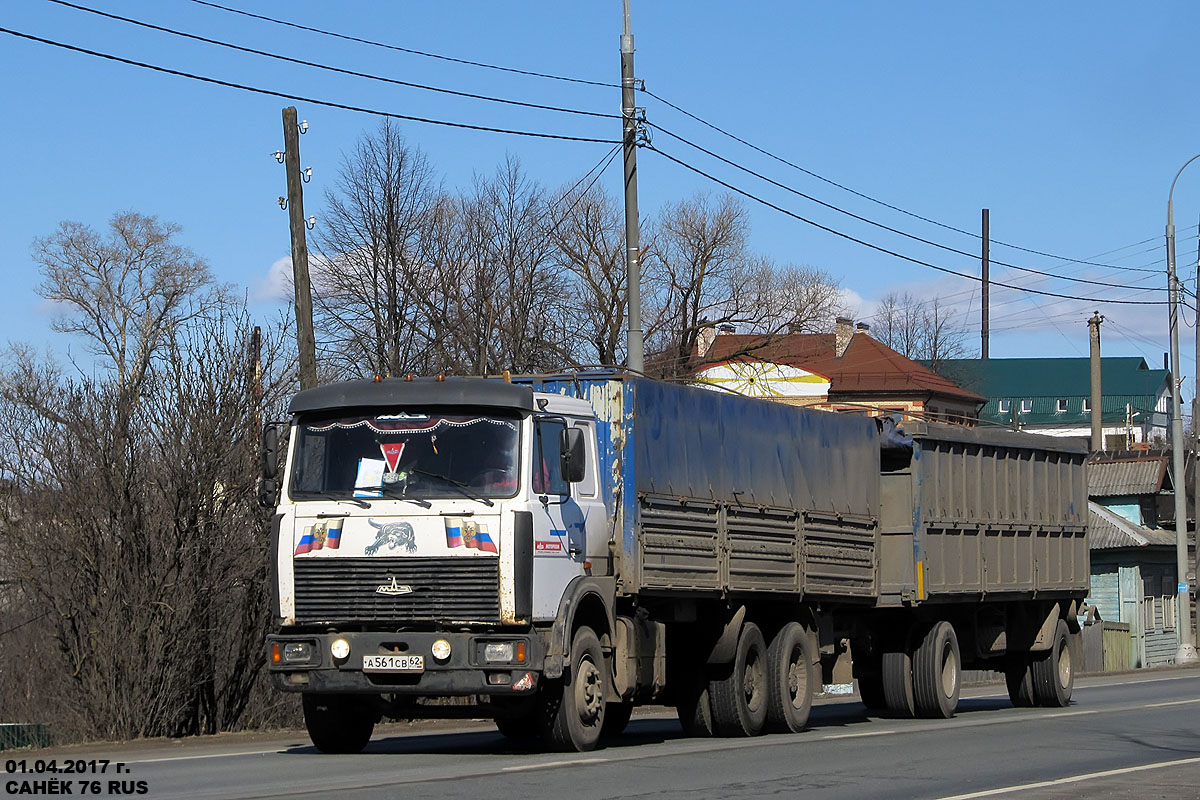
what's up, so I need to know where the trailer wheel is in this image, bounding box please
[709,622,768,737]
[1004,656,1035,707]
[913,621,961,719]
[882,649,916,717]
[541,625,607,751]
[602,702,634,737]
[1031,618,1073,707]
[302,694,376,754]
[765,622,815,733]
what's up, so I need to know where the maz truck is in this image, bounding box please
[262,373,1088,752]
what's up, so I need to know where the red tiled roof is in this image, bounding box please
[701,332,986,404]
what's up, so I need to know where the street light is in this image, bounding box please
[1165,155,1200,664]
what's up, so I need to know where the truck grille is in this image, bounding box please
[293,557,500,624]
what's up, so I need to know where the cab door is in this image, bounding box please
[529,417,583,620]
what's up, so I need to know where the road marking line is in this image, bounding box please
[933,755,1200,800]
[822,730,896,740]
[502,757,606,772]
[125,747,289,764]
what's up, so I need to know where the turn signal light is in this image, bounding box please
[271,643,281,664]
[516,641,526,663]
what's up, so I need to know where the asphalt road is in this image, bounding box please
[12,670,1200,799]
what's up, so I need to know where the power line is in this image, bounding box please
[187,0,620,89]
[642,88,1158,272]
[0,26,620,145]
[646,143,1170,307]
[45,0,619,122]
[647,122,1169,295]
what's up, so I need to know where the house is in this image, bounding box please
[1086,451,1191,667]
[931,357,1170,447]
[693,317,985,423]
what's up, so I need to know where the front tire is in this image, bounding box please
[765,622,815,733]
[1031,618,1074,707]
[302,694,376,754]
[710,622,768,737]
[541,625,607,752]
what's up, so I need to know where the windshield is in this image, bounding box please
[290,411,521,501]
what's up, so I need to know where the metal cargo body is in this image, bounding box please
[525,374,880,599]
[879,422,1089,605]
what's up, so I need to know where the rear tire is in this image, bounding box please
[1005,655,1036,707]
[857,672,887,711]
[541,626,607,752]
[675,676,715,737]
[1031,618,1073,707]
[302,694,376,754]
[913,621,961,719]
[710,622,768,737]
[882,649,916,717]
[765,622,815,733]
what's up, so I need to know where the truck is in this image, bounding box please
[261,372,1088,753]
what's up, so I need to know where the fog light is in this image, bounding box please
[282,642,312,663]
[431,639,452,661]
[488,672,508,685]
[330,638,350,660]
[484,642,514,662]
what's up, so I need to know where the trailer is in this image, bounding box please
[262,373,1087,752]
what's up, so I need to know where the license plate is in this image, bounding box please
[362,654,424,673]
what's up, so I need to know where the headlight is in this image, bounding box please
[330,638,351,660]
[282,642,313,664]
[484,642,514,662]
[431,639,452,661]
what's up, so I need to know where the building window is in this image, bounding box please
[1082,398,1091,413]
[1057,398,1068,413]
[1020,399,1032,414]
[998,399,1010,414]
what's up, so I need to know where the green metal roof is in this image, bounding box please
[930,357,1170,427]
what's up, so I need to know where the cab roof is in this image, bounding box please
[288,377,535,415]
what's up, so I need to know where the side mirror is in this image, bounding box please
[560,426,586,484]
[261,424,280,480]
[258,478,279,509]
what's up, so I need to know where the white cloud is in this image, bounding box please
[251,256,295,303]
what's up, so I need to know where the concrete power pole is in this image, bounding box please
[621,0,644,373]
[1088,313,1103,452]
[282,106,318,391]
[981,209,990,360]
[1195,214,1200,652]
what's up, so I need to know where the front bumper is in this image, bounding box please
[267,630,543,695]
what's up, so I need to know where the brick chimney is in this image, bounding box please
[835,316,853,357]
[855,322,871,336]
[696,324,717,357]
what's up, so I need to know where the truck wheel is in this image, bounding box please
[302,694,376,754]
[913,621,961,719]
[1031,618,1073,707]
[1004,656,1035,707]
[541,625,606,752]
[882,649,915,717]
[709,622,768,737]
[602,702,634,737]
[857,672,887,711]
[675,678,715,737]
[765,622,815,733]
[494,699,540,739]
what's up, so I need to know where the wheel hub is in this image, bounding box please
[576,657,603,724]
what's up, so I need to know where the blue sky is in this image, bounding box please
[3,1,1199,402]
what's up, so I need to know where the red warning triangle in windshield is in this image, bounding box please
[380,442,405,472]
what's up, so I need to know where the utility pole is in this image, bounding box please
[282,106,318,390]
[1195,213,1200,652]
[1165,159,1199,663]
[1088,312,1103,451]
[621,0,644,373]
[981,209,990,359]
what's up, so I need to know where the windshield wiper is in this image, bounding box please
[377,484,432,508]
[409,468,494,507]
[296,493,372,509]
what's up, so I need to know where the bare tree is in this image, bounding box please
[872,291,971,366]
[33,212,215,396]
[0,215,296,743]
[313,119,439,377]
[547,183,626,366]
